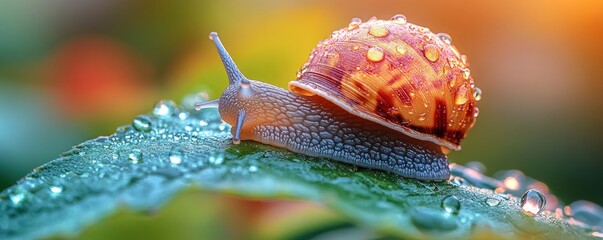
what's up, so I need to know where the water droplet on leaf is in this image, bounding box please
[129,149,143,164]
[441,196,461,215]
[153,100,176,117]
[132,115,152,132]
[437,33,452,44]
[521,189,546,217]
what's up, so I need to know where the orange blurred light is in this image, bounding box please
[45,35,153,120]
[503,177,520,190]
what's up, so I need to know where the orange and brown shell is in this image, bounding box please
[288,15,480,150]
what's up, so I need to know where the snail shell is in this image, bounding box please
[290,16,478,150]
[197,15,481,180]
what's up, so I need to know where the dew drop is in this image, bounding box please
[417,113,427,121]
[366,47,385,62]
[369,25,390,37]
[132,115,152,132]
[423,44,440,62]
[520,189,546,217]
[9,192,25,205]
[396,45,407,55]
[169,147,184,165]
[437,33,453,45]
[50,186,63,194]
[410,207,458,232]
[348,17,362,30]
[153,100,176,117]
[178,112,190,120]
[455,85,469,105]
[473,87,482,101]
[209,152,224,165]
[465,161,486,173]
[485,197,501,206]
[199,120,208,127]
[473,107,480,118]
[441,196,461,215]
[391,14,407,24]
[129,149,143,164]
[352,45,360,50]
[461,68,471,80]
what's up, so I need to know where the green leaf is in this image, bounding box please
[0,100,593,239]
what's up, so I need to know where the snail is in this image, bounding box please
[196,15,480,180]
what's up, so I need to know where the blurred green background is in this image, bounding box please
[1,0,602,210]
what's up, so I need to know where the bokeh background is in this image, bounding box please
[1,0,602,210]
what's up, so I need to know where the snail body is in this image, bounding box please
[198,15,480,180]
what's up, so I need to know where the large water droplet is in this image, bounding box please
[391,14,407,24]
[348,17,362,30]
[132,115,152,132]
[369,25,390,38]
[153,100,176,117]
[410,207,458,232]
[521,189,546,217]
[455,85,469,105]
[169,147,184,165]
[437,33,452,44]
[423,44,440,62]
[366,47,385,62]
[485,197,501,206]
[129,149,143,164]
[441,196,461,215]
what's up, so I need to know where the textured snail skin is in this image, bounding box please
[218,80,450,180]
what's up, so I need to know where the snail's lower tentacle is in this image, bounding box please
[232,110,246,145]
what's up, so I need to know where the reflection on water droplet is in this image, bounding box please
[218,123,227,131]
[473,107,480,118]
[199,120,208,127]
[461,68,471,80]
[485,197,501,206]
[391,14,407,24]
[417,113,427,121]
[153,100,176,117]
[396,45,407,55]
[369,25,390,37]
[209,152,224,165]
[521,189,546,217]
[366,47,385,62]
[178,112,189,120]
[10,192,25,205]
[473,87,482,101]
[437,33,452,44]
[348,17,362,30]
[132,115,152,132]
[169,147,184,165]
[441,196,461,215]
[249,166,258,172]
[423,44,440,62]
[50,186,63,194]
[455,85,469,105]
[129,149,143,164]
